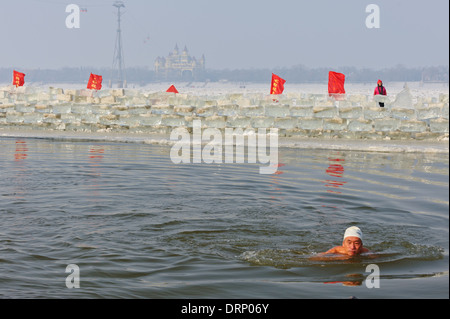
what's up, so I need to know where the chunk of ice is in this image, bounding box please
[392,85,413,109]
[265,105,290,117]
[339,106,362,119]
[298,118,323,130]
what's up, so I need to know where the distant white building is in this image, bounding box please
[155,45,205,81]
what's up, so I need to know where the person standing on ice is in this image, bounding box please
[374,79,387,95]
[374,79,387,107]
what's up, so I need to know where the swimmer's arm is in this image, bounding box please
[323,247,339,254]
[361,247,378,259]
[308,247,340,261]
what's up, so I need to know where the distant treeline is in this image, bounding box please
[206,65,449,84]
[0,65,448,85]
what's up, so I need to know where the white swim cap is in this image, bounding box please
[343,226,363,241]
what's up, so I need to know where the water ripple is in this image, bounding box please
[0,137,447,298]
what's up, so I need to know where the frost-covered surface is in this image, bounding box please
[0,82,448,146]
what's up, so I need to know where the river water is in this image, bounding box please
[0,135,448,298]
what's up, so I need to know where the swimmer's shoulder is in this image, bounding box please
[327,246,346,254]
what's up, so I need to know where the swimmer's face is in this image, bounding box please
[343,236,363,256]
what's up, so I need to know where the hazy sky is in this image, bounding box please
[0,0,448,70]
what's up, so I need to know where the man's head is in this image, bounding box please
[342,226,364,256]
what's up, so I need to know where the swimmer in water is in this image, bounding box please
[310,226,372,260]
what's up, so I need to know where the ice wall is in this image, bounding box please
[0,85,448,141]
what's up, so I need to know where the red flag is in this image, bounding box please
[328,71,345,96]
[87,73,102,90]
[166,84,179,93]
[270,73,286,95]
[13,70,25,87]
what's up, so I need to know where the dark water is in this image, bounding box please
[0,137,448,298]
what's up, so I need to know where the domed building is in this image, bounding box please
[155,45,205,81]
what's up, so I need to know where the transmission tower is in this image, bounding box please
[109,1,126,88]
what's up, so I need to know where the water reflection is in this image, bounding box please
[324,274,364,286]
[269,162,285,201]
[323,156,347,194]
[12,139,29,199]
[87,145,105,201]
[14,140,28,161]
[89,145,105,161]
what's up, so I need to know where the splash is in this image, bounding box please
[240,241,444,269]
